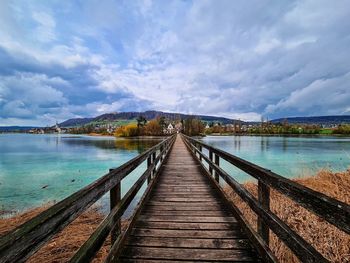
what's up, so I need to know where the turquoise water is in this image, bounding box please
[0,134,160,216]
[1,134,350,215]
[200,135,350,183]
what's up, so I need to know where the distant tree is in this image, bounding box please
[183,117,204,136]
[136,115,147,128]
[158,116,166,131]
[114,123,139,137]
[144,119,162,135]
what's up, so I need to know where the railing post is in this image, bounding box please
[214,154,220,182]
[160,145,164,162]
[258,181,270,245]
[109,168,121,245]
[209,150,213,175]
[199,145,202,161]
[152,151,156,177]
[147,154,152,184]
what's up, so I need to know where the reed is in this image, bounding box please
[0,206,113,262]
[224,169,350,263]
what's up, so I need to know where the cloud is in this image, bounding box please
[32,12,56,42]
[0,0,350,125]
[0,73,67,119]
[266,72,350,116]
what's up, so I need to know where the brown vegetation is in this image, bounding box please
[183,117,204,136]
[0,206,114,262]
[225,169,350,262]
[114,117,167,137]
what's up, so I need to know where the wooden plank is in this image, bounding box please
[131,228,244,239]
[157,179,207,183]
[137,215,238,223]
[125,236,251,249]
[152,188,212,192]
[149,197,215,202]
[134,221,238,230]
[152,190,214,194]
[120,247,255,261]
[140,210,232,216]
[143,204,227,211]
[155,183,208,187]
[151,194,216,199]
[145,202,224,208]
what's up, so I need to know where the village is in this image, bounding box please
[26,117,350,136]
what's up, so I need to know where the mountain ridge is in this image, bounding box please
[58,111,350,127]
[59,110,237,127]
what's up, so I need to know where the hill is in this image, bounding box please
[58,118,94,127]
[0,126,39,132]
[59,110,236,127]
[271,115,350,125]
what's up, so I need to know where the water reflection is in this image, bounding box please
[282,137,288,152]
[234,137,241,151]
[60,137,160,154]
[260,136,270,152]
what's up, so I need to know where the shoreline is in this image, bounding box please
[204,133,350,137]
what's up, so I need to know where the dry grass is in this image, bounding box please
[0,206,128,263]
[225,169,350,263]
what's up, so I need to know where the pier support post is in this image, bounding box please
[214,154,220,183]
[258,181,270,245]
[109,168,121,245]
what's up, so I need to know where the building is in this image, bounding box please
[165,123,175,134]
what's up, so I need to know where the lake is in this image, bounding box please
[200,135,350,183]
[1,134,349,216]
[0,133,161,216]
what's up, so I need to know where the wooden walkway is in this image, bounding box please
[119,135,259,262]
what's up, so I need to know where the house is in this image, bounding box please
[165,123,175,134]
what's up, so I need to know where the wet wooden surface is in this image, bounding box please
[119,135,259,262]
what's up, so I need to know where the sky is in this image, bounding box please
[0,0,350,126]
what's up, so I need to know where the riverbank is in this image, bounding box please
[206,132,350,137]
[87,132,167,139]
[1,170,349,262]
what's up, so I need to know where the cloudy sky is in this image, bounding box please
[1,0,350,125]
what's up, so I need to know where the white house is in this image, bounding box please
[166,123,175,134]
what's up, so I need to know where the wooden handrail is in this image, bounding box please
[0,135,176,263]
[69,144,170,263]
[182,134,350,234]
[182,134,349,263]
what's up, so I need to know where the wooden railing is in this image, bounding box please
[182,134,350,263]
[0,135,176,263]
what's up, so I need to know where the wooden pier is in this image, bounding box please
[0,134,349,263]
[118,135,258,262]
